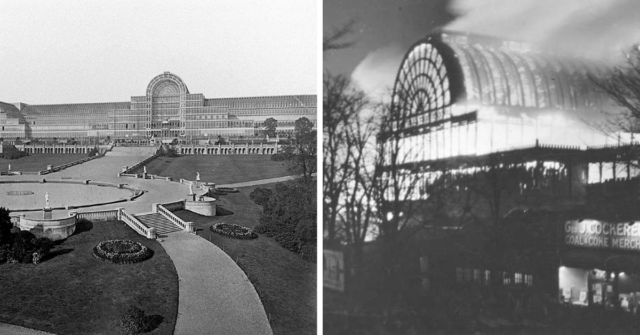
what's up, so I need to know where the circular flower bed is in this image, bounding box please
[92,240,153,264]
[216,187,239,193]
[210,223,258,240]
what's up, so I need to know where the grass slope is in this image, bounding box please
[131,155,292,184]
[173,184,316,335]
[0,154,88,172]
[0,220,178,334]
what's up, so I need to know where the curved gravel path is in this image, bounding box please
[0,148,273,335]
[160,232,273,335]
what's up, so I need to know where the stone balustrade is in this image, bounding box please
[157,204,193,232]
[176,143,278,155]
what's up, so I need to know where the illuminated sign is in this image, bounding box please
[565,219,640,251]
[323,249,345,292]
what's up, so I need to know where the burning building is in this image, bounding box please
[380,30,640,314]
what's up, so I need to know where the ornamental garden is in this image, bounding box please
[0,143,316,335]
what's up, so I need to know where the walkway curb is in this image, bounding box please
[0,322,55,335]
[160,232,273,335]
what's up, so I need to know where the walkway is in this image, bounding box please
[0,149,274,335]
[0,323,54,335]
[218,175,300,188]
[161,232,272,335]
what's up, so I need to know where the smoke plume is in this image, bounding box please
[447,0,640,65]
[351,44,405,103]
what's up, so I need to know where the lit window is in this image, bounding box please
[503,272,512,285]
[515,273,523,284]
[525,274,533,287]
[484,270,490,285]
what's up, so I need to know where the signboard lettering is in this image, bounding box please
[323,249,345,292]
[565,220,640,251]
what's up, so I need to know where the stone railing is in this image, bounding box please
[160,200,185,212]
[118,146,162,177]
[176,143,278,155]
[41,153,104,175]
[118,208,156,239]
[157,203,193,233]
[75,209,119,222]
[16,143,103,155]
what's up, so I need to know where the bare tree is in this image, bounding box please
[323,20,356,52]
[337,103,378,247]
[371,94,424,241]
[323,74,370,244]
[591,47,640,136]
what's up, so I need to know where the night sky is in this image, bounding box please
[324,0,454,76]
[324,0,640,101]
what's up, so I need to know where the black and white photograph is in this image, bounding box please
[324,0,640,333]
[0,1,317,334]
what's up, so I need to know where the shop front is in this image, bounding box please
[560,219,640,312]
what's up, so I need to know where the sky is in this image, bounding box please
[324,0,453,99]
[324,0,640,101]
[0,0,317,105]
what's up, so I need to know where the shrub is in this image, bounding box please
[0,244,10,264]
[87,147,99,157]
[3,231,53,264]
[273,231,299,252]
[119,305,163,334]
[210,223,258,240]
[92,240,153,264]
[163,147,179,157]
[0,207,12,245]
[254,181,316,262]
[1,145,27,159]
[298,241,317,263]
[249,187,273,206]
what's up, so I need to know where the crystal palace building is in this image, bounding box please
[380,31,640,311]
[0,72,316,141]
[387,31,634,202]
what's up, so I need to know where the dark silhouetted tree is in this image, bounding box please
[264,117,278,137]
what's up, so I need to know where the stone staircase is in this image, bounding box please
[134,212,182,235]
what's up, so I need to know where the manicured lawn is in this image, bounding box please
[0,154,87,172]
[174,183,316,335]
[131,155,292,184]
[0,220,178,334]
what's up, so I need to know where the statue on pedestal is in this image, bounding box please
[189,182,194,195]
[45,192,50,208]
[196,172,200,181]
[143,166,147,174]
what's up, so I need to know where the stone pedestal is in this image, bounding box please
[43,208,52,220]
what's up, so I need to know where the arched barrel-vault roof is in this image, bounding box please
[392,31,610,121]
[146,72,190,97]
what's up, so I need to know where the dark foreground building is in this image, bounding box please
[325,31,640,333]
[0,72,316,141]
[389,30,640,305]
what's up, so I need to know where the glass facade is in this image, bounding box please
[389,32,622,165]
[0,72,317,139]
